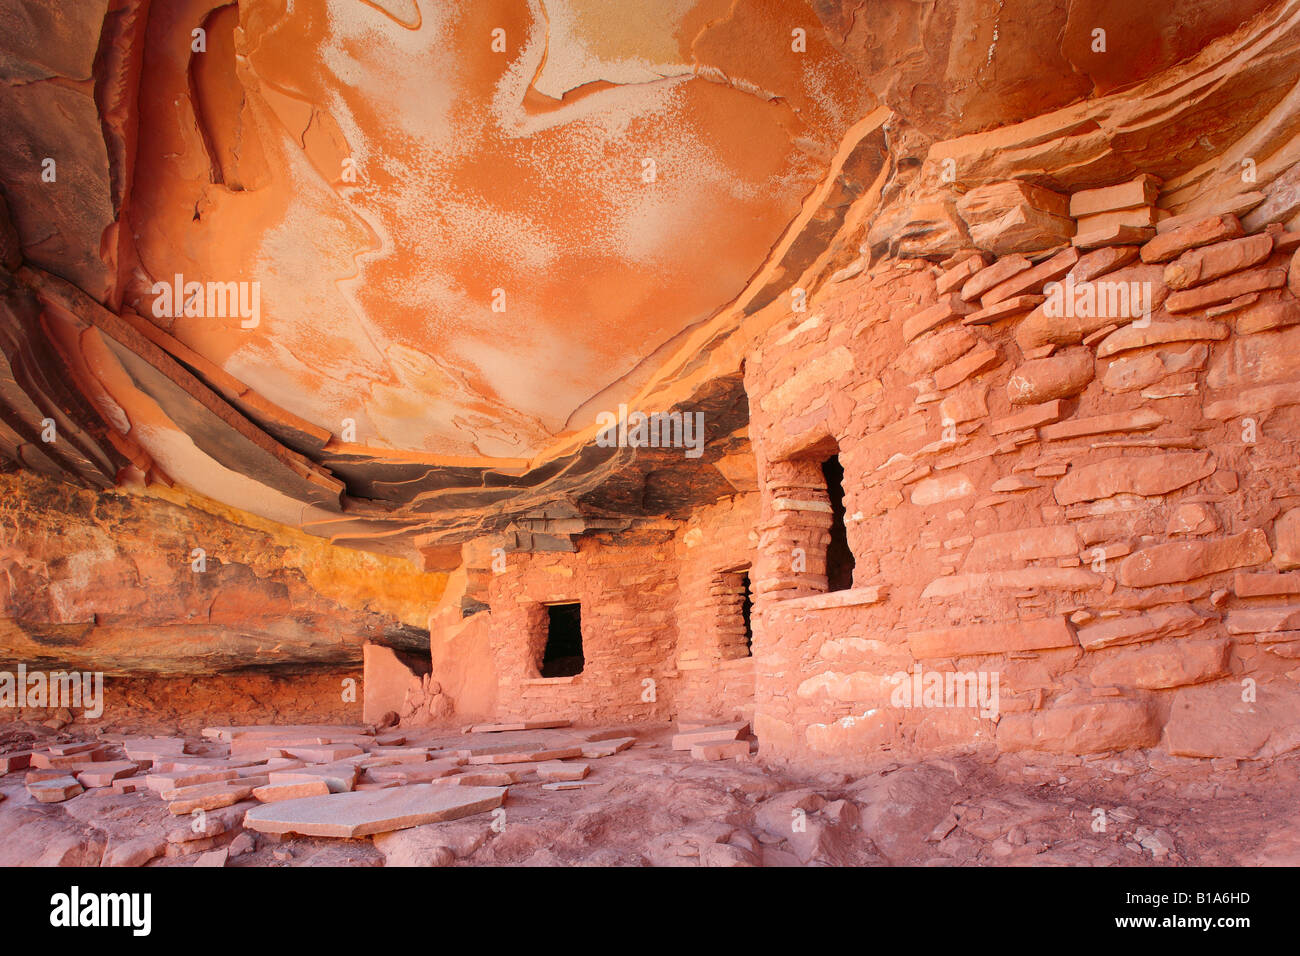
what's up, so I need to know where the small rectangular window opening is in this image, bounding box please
[541,602,584,677]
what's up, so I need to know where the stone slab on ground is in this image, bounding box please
[367,759,462,784]
[46,741,99,757]
[75,760,142,788]
[27,776,84,803]
[536,761,590,782]
[227,738,371,759]
[691,739,751,761]
[467,746,583,765]
[151,755,263,773]
[0,750,35,773]
[267,761,361,794]
[443,769,523,787]
[166,802,253,843]
[464,720,572,733]
[26,768,72,784]
[541,781,604,791]
[30,747,109,769]
[146,768,239,793]
[122,737,188,760]
[203,724,373,742]
[241,785,506,838]
[359,748,432,767]
[564,727,637,743]
[282,744,365,763]
[235,759,305,777]
[166,779,263,814]
[671,723,750,750]
[252,779,331,803]
[580,737,638,758]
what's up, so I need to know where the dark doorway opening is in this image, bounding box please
[821,454,855,592]
[740,570,754,654]
[541,602,584,677]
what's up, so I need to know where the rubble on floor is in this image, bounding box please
[3,719,1298,867]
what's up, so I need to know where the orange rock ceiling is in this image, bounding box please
[125,0,870,459]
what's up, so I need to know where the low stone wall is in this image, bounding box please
[483,531,679,723]
[745,191,1300,768]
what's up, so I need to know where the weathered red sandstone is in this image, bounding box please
[1005,348,1094,405]
[1,0,1300,873]
[1165,267,1289,312]
[997,699,1161,754]
[1069,176,1162,219]
[1118,531,1273,589]
[1090,639,1231,690]
[1095,318,1229,357]
[1141,215,1245,263]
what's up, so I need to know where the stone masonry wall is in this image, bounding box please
[744,180,1300,770]
[671,493,760,722]
[483,530,679,723]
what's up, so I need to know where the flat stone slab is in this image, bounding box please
[30,747,109,769]
[0,750,35,773]
[691,739,751,761]
[536,761,590,782]
[541,781,603,791]
[443,769,523,787]
[75,760,141,788]
[671,723,750,750]
[150,756,263,773]
[242,785,506,838]
[459,739,546,756]
[203,724,372,742]
[193,848,228,867]
[565,728,637,743]
[468,746,583,765]
[235,759,304,777]
[464,720,572,733]
[267,759,362,793]
[253,780,331,803]
[147,768,239,793]
[46,741,99,757]
[27,776,84,803]
[166,779,264,814]
[675,719,749,734]
[282,744,365,763]
[231,735,372,755]
[367,759,462,784]
[580,737,637,758]
[122,737,188,760]
[359,748,431,767]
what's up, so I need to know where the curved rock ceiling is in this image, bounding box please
[126,0,871,460]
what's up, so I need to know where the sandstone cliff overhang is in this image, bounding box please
[1,0,1298,571]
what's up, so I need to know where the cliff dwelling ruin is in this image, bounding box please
[0,0,1298,896]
